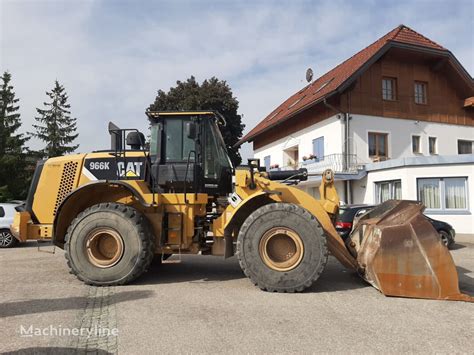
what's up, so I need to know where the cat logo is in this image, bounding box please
[82,157,146,181]
[117,161,143,178]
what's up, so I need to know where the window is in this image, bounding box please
[0,207,4,218]
[412,135,421,154]
[458,140,473,154]
[264,155,271,170]
[165,119,195,161]
[414,81,427,104]
[417,177,468,211]
[375,180,402,203]
[429,137,437,155]
[368,132,388,158]
[288,96,305,109]
[315,78,334,93]
[267,110,281,121]
[312,136,324,161]
[149,123,161,157]
[382,77,397,101]
[203,119,232,181]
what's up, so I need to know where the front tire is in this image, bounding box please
[0,229,18,248]
[237,203,328,293]
[65,203,155,286]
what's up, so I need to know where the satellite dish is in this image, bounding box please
[306,68,313,83]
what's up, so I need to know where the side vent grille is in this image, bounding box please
[53,161,79,215]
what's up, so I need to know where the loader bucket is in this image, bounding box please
[348,200,473,302]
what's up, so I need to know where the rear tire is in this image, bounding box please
[65,203,155,286]
[0,229,18,248]
[439,230,453,249]
[236,203,328,293]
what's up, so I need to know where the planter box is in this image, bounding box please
[302,158,321,165]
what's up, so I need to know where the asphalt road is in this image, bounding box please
[1,241,473,354]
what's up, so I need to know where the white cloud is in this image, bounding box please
[1,0,472,160]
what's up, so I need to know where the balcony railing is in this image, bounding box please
[275,154,364,174]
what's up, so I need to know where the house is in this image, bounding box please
[239,25,474,236]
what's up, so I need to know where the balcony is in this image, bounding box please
[276,154,364,175]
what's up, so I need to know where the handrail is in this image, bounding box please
[276,153,364,174]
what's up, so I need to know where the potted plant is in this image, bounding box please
[287,159,297,169]
[302,154,317,164]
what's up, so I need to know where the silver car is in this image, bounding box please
[0,203,21,248]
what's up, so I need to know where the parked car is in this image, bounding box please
[335,204,375,240]
[335,204,456,249]
[0,203,21,248]
[425,216,456,248]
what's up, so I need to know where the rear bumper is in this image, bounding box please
[335,228,351,239]
[10,211,52,242]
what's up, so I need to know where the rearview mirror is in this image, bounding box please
[185,122,197,139]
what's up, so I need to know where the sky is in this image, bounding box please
[1,0,473,160]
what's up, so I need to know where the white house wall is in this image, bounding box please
[353,163,474,234]
[250,113,473,235]
[350,114,474,162]
[253,115,343,167]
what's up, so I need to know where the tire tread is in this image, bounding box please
[236,203,328,293]
[64,202,155,286]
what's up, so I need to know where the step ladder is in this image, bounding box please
[162,212,184,263]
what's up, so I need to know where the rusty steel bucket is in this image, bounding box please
[347,200,473,302]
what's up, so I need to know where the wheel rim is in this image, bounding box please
[440,232,449,246]
[259,227,304,272]
[0,231,13,247]
[85,228,124,268]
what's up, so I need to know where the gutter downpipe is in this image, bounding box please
[323,98,352,204]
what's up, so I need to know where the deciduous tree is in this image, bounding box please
[149,76,245,166]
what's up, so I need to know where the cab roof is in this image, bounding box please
[146,111,215,119]
[146,110,227,126]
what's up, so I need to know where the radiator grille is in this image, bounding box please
[53,161,78,215]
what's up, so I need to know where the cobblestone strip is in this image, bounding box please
[71,286,119,354]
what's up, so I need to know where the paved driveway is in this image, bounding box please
[1,242,473,354]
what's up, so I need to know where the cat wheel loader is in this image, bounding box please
[10,111,472,301]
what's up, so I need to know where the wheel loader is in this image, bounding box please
[10,111,472,301]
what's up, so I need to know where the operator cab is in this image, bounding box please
[146,111,233,196]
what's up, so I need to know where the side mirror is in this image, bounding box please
[185,121,197,139]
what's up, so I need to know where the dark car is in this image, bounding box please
[335,204,375,240]
[336,204,456,249]
[425,216,456,248]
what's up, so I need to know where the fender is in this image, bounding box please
[52,180,151,248]
[213,191,274,237]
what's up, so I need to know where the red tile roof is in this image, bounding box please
[240,25,447,144]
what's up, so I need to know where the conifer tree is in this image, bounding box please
[32,80,79,157]
[0,72,29,201]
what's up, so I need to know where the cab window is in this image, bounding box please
[203,119,231,181]
[164,119,195,162]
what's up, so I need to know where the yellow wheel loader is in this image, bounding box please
[10,111,472,301]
